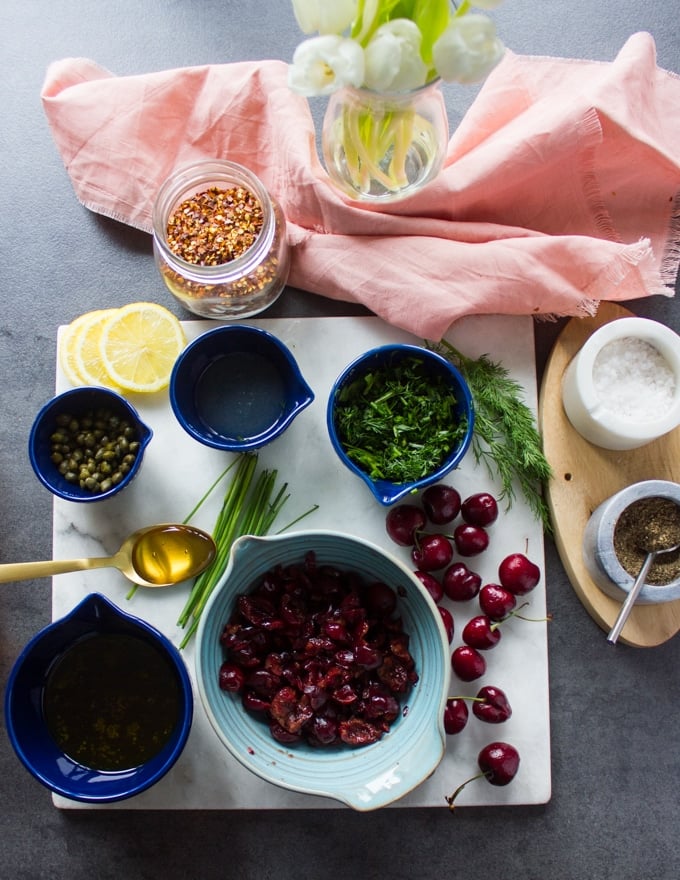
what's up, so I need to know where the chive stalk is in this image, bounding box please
[175,453,316,649]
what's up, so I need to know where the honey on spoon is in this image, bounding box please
[0,523,216,587]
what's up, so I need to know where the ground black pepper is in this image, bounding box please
[613,496,680,584]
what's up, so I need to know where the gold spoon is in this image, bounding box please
[606,539,680,645]
[0,523,216,588]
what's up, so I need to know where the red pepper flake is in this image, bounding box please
[166,185,264,266]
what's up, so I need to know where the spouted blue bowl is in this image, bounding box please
[170,324,314,451]
[327,343,474,506]
[28,386,152,503]
[5,593,193,803]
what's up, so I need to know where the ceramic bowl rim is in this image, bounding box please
[195,529,451,811]
[169,324,314,451]
[326,343,474,506]
[4,593,193,803]
[28,386,152,503]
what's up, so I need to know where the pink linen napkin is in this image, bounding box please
[41,32,680,341]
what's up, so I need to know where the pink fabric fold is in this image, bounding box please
[41,32,680,340]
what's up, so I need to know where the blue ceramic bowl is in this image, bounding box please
[195,531,450,811]
[327,344,474,506]
[169,325,314,451]
[5,594,193,804]
[28,386,152,503]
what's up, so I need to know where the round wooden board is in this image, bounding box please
[538,302,680,647]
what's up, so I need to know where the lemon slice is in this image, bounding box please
[59,312,94,386]
[99,302,186,393]
[72,308,122,389]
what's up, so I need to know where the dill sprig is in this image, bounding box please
[430,340,553,533]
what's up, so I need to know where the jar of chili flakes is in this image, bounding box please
[152,160,289,319]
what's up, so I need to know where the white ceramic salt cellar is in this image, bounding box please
[583,480,680,604]
[561,317,680,450]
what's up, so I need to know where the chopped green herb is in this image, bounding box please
[333,354,468,484]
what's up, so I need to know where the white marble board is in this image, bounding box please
[50,315,551,810]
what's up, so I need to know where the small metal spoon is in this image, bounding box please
[0,523,216,588]
[606,540,680,644]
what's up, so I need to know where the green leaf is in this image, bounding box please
[413,0,452,64]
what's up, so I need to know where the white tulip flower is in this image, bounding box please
[288,35,365,96]
[432,13,505,84]
[291,0,358,35]
[363,19,428,91]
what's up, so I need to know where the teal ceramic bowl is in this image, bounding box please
[195,530,450,811]
[327,344,474,506]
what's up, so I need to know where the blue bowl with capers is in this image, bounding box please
[327,344,474,506]
[28,386,153,503]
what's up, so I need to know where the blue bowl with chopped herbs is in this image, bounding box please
[327,344,474,506]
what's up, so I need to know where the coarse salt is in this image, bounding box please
[592,337,676,421]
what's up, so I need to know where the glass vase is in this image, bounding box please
[321,79,448,203]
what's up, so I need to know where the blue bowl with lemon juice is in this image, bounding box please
[169,325,314,451]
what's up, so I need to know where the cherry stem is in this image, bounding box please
[450,696,486,703]
[504,602,553,624]
[445,771,490,811]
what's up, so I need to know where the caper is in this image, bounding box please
[48,405,140,495]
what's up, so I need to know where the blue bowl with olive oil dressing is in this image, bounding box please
[5,593,193,803]
[169,325,314,451]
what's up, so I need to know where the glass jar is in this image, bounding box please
[152,160,289,319]
[322,79,448,203]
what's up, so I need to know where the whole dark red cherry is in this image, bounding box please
[385,504,426,546]
[446,741,520,809]
[498,553,541,595]
[478,741,520,785]
[414,570,444,604]
[451,645,486,681]
[453,524,489,557]
[219,662,245,692]
[443,562,482,601]
[462,615,501,650]
[461,492,499,527]
[444,698,469,734]
[479,583,517,620]
[411,534,454,571]
[438,606,455,643]
[472,686,512,723]
[422,483,461,525]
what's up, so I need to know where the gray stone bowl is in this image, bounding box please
[583,479,680,604]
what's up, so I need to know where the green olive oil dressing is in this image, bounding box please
[195,352,286,438]
[43,633,181,771]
